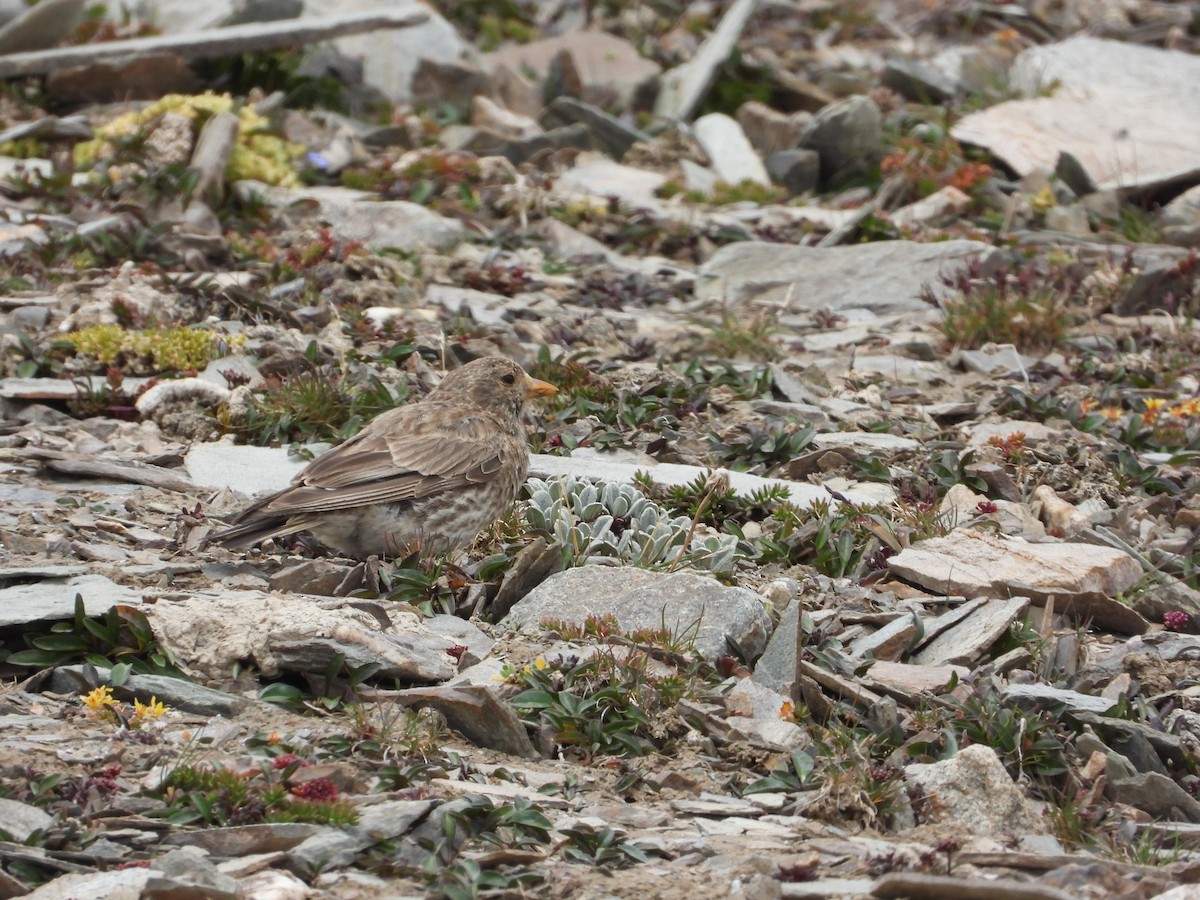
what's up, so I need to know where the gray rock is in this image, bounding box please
[752,597,802,695]
[0,797,52,842]
[232,182,464,252]
[0,0,85,54]
[1162,183,1200,248]
[539,96,649,160]
[22,868,154,900]
[482,31,660,112]
[737,101,811,157]
[185,443,307,495]
[164,823,322,856]
[905,744,1048,835]
[798,95,882,187]
[766,149,820,196]
[0,573,143,629]
[46,665,252,717]
[912,596,1030,667]
[464,123,592,166]
[881,58,957,104]
[1108,772,1200,823]
[143,847,238,900]
[268,559,355,596]
[693,113,769,186]
[957,343,1034,376]
[502,566,772,662]
[1002,683,1115,715]
[696,238,1000,313]
[390,684,537,758]
[287,800,433,874]
[330,2,466,104]
[953,37,1200,193]
[410,58,491,119]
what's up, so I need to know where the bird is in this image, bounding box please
[209,356,557,558]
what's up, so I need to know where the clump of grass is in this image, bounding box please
[224,365,400,445]
[693,306,782,361]
[922,258,1087,352]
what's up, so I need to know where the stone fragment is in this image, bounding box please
[737,101,811,157]
[0,797,52,842]
[164,823,322,856]
[410,58,491,118]
[696,239,999,312]
[331,5,463,103]
[232,182,464,251]
[765,148,820,196]
[1108,772,1200,823]
[797,95,882,186]
[502,566,772,662]
[144,590,454,684]
[287,800,433,874]
[0,0,85,54]
[483,31,660,112]
[0,573,143,628]
[1002,683,1115,715]
[863,660,966,695]
[891,185,970,228]
[142,847,239,900]
[889,530,1141,600]
[22,868,154,900]
[952,37,1200,193]
[881,58,957,103]
[539,96,649,160]
[47,666,251,717]
[389,684,537,758]
[693,113,769,186]
[904,744,1048,835]
[655,0,756,120]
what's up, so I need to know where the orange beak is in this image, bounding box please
[525,376,558,399]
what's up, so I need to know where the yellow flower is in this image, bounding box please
[132,696,167,721]
[82,686,117,710]
[1143,398,1167,424]
[1100,406,1123,421]
[779,700,796,720]
[1176,398,1200,417]
[533,657,548,670]
[1079,398,1097,413]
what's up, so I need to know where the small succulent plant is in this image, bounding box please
[524,475,738,573]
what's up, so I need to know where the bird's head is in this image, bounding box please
[431,357,557,418]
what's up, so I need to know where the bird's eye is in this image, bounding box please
[501,373,516,385]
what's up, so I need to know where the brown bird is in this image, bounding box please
[210,357,557,558]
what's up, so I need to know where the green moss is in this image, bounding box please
[65,324,233,372]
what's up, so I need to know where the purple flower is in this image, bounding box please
[1164,610,1191,632]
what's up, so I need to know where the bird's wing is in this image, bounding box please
[258,403,510,515]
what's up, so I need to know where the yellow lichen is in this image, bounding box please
[73,91,303,187]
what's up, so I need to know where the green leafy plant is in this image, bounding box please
[3,594,182,676]
[149,760,358,826]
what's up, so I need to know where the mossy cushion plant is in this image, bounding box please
[73,91,303,187]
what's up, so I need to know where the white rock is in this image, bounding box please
[891,185,970,227]
[693,113,769,186]
[953,37,1200,192]
[889,529,1142,599]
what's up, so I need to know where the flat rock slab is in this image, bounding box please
[185,442,307,495]
[388,684,538,758]
[912,596,1030,667]
[501,566,772,662]
[144,590,455,684]
[233,181,465,252]
[889,530,1142,600]
[0,573,143,628]
[1002,683,1115,715]
[531,449,888,509]
[696,239,1000,312]
[862,660,966,695]
[953,37,1200,193]
[482,31,661,109]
